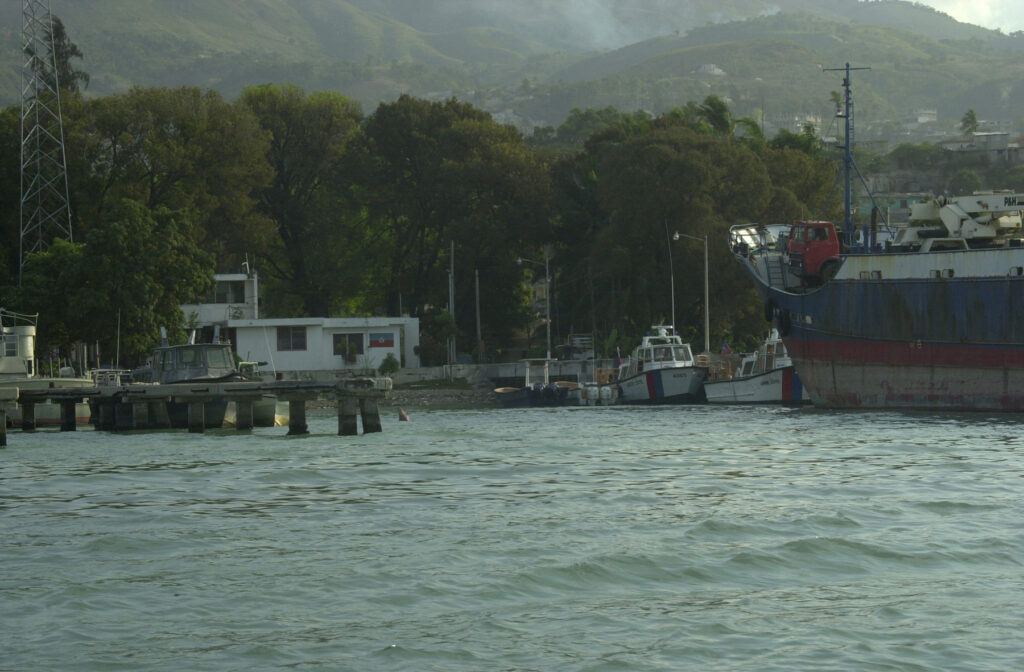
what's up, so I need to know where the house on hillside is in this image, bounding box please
[180,271,420,378]
[939,132,1021,163]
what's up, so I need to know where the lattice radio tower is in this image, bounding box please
[20,0,73,281]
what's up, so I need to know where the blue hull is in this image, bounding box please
[739,251,1024,411]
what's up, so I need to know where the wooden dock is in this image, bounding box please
[0,377,392,445]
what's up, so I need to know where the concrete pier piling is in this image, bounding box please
[21,402,36,432]
[0,376,393,442]
[360,398,382,433]
[131,402,150,429]
[287,399,308,435]
[187,401,205,433]
[59,400,77,432]
[235,398,254,431]
[338,397,358,435]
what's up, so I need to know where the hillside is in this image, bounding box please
[3,0,1024,135]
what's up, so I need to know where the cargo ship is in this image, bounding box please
[729,64,1024,411]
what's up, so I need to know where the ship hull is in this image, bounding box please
[617,367,707,404]
[742,253,1024,411]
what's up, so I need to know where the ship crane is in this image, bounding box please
[896,192,1024,246]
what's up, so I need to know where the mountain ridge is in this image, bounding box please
[3,0,1023,135]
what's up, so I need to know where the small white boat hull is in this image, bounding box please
[704,366,806,404]
[7,401,91,427]
[224,397,290,427]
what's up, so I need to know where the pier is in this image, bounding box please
[0,377,392,445]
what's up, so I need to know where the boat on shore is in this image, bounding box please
[0,309,92,427]
[494,359,578,407]
[730,63,1024,411]
[615,325,706,404]
[703,329,806,405]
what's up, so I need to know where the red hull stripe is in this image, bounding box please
[790,335,1024,368]
[645,372,661,398]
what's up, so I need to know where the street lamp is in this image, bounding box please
[517,250,551,360]
[666,225,677,330]
[673,231,710,355]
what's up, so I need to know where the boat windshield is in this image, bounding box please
[205,346,234,369]
[651,345,691,362]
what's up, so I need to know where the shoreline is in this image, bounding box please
[381,384,499,410]
[308,381,499,411]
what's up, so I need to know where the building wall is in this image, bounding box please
[228,317,420,375]
[180,273,259,325]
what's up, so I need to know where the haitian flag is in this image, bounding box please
[369,332,394,348]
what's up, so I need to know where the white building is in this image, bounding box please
[229,316,420,377]
[181,272,420,378]
[181,272,260,325]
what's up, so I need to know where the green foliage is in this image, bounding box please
[240,84,364,317]
[14,200,214,362]
[769,126,821,156]
[1,78,957,367]
[352,94,552,349]
[889,142,946,170]
[948,168,982,195]
[960,109,979,136]
[65,86,274,266]
[23,15,90,94]
[378,352,400,376]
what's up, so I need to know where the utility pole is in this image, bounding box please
[20,0,73,281]
[448,241,455,375]
[474,268,481,362]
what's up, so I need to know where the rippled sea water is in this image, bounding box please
[2,405,1023,671]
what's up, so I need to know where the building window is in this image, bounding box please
[213,280,246,304]
[277,326,307,351]
[333,333,363,358]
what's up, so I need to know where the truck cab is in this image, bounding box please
[786,220,841,282]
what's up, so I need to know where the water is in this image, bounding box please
[2,406,1022,671]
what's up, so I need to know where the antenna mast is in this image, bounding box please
[823,62,869,247]
[20,0,73,281]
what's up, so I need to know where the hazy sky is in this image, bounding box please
[917,0,1024,33]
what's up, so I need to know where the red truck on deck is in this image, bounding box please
[785,221,841,283]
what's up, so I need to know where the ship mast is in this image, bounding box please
[823,63,869,249]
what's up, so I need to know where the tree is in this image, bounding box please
[65,86,273,267]
[948,168,981,195]
[0,105,21,286]
[960,109,978,137]
[353,95,553,354]
[889,142,945,170]
[16,200,215,362]
[584,120,774,345]
[240,84,364,317]
[760,147,839,223]
[697,95,734,136]
[527,107,653,159]
[24,15,89,93]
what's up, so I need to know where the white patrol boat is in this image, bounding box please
[615,325,707,404]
